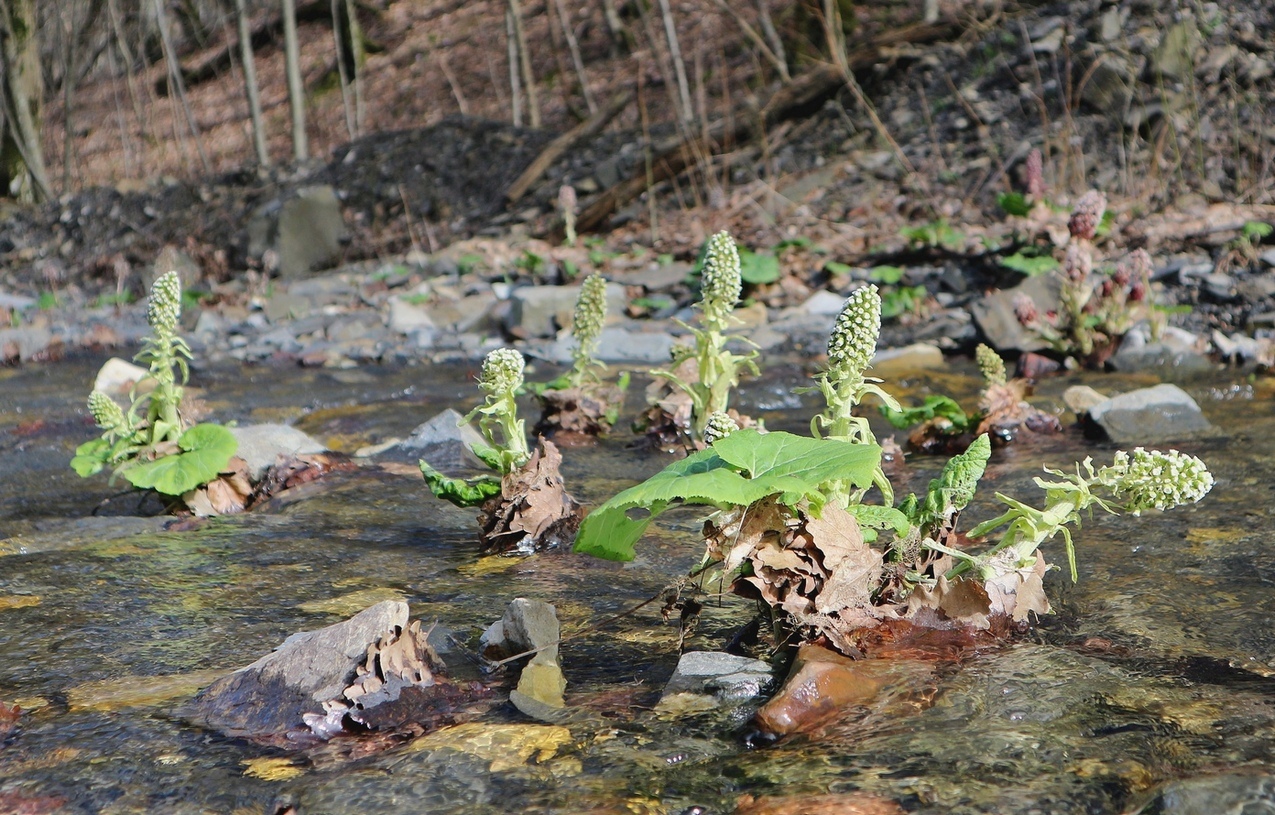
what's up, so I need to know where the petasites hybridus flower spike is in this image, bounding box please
[827,284,881,382]
[699,231,742,332]
[479,348,525,398]
[702,411,739,445]
[1108,448,1214,514]
[975,343,1007,387]
[87,390,126,431]
[147,271,182,335]
[571,274,608,375]
[1067,190,1107,241]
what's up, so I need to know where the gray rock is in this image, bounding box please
[395,408,486,470]
[189,600,408,737]
[870,343,944,376]
[1145,774,1275,815]
[506,283,627,338]
[247,185,349,278]
[625,260,692,292]
[1150,20,1200,83]
[481,598,561,666]
[970,275,1060,353]
[595,326,679,363]
[230,424,329,480]
[1202,273,1238,301]
[1080,57,1135,113]
[0,326,53,362]
[801,290,848,316]
[662,651,774,702]
[388,298,437,334]
[0,292,35,311]
[263,292,313,323]
[1087,383,1220,444]
[1260,247,1275,268]
[1063,385,1107,415]
[1111,326,1212,373]
[93,357,150,396]
[150,244,202,291]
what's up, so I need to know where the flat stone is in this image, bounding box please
[1063,385,1108,415]
[1086,383,1220,444]
[801,290,849,316]
[481,598,560,666]
[662,651,774,702]
[506,283,627,338]
[0,327,53,362]
[625,260,692,291]
[388,298,436,334]
[230,424,329,480]
[188,600,408,738]
[595,326,679,363]
[263,292,313,323]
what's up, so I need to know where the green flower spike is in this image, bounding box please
[699,231,742,334]
[88,390,127,432]
[569,274,608,387]
[702,411,739,445]
[827,284,882,383]
[147,271,182,334]
[479,348,525,397]
[975,344,1007,387]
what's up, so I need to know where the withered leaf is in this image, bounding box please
[983,553,1052,622]
[479,440,584,554]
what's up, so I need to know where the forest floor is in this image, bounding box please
[2,0,1275,359]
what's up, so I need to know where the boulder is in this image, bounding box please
[93,357,151,397]
[481,598,566,716]
[1086,384,1220,444]
[505,283,627,339]
[0,327,53,362]
[230,424,329,481]
[189,600,408,738]
[970,275,1060,354]
[870,343,945,377]
[247,186,349,278]
[800,290,848,317]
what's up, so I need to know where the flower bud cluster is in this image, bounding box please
[88,391,126,431]
[1067,190,1107,241]
[1108,448,1214,514]
[702,411,739,445]
[975,344,1007,387]
[573,274,607,362]
[147,271,182,334]
[699,231,742,330]
[479,348,525,397]
[826,285,881,382]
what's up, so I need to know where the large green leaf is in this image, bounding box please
[738,250,781,285]
[574,430,882,561]
[123,423,237,497]
[71,438,111,477]
[420,461,503,508]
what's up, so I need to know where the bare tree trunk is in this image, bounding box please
[152,0,211,173]
[282,0,309,161]
[0,0,51,202]
[505,7,522,127]
[598,0,627,54]
[60,0,77,190]
[551,0,595,114]
[655,0,693,124]
[343,0,365,133]
[331,0,355,138]
[754,1,789,80]
[507,0,540,128]
[235,0,269,166]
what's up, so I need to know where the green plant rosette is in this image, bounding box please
[122,423,238,497]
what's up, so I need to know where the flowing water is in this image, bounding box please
[1,356,1273,814]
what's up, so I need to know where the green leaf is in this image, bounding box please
[997,192,1031,217]
[880,395,971,431]
[71,438,112,477]
[1242,221,1272,243]
[574,431,882,561]
[868,265,905,285]
[1000,252,1060,277]
[846,504,912,535]
[420,461,503,508]
[824,261,854,277]
[738,250,782,285]
[122,423,237,496]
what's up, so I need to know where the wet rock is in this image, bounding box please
[1140,773,1275,815]
[189,600,408,738]
[970,275,1060,353]
[661,651,774,703]
[752,644,916,740]
[395,408,486,470]
[482,598,561,664]
[93,357,151,396]
[230,424,329,481]
[247,185,349,278]
[1086,383,1220,444]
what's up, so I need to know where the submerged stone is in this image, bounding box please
[661,651,774,704]
[1086,383,1220,444]
[230,424,329,481]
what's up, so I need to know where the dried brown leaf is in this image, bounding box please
[479,440,584,553]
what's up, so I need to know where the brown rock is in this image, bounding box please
[752,644,900,739]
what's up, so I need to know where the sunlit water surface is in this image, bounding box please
[1,356,1272,814]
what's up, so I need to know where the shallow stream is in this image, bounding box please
[1,356,1272,814]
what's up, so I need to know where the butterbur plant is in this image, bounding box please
[641,231,760,447]
[71,272,238,505]
[532,274,629,442]
[880,343,1060,453]
[575,281,1214,656]
[421,348,582,553]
